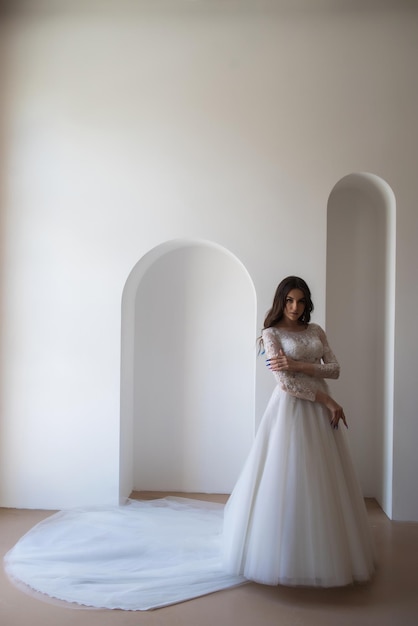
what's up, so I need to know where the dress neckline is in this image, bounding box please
[273,324,310,334]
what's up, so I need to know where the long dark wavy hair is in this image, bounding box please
[263,276,314,330]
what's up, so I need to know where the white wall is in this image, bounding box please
[0,1,417,519]
[326,173,395,518]
[131,242,256,495]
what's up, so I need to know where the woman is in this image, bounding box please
[4,277,374,610]
[223,276,375,587]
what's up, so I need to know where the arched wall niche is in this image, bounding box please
[119,239,257,501]
[326,172,396,519]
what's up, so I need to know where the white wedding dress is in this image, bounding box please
[223,325,375,587]
[4,324,375,610]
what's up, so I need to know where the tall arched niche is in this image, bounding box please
[119,239,257,501]
[326,172,396,519]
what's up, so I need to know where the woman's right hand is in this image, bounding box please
[316,391,348,429]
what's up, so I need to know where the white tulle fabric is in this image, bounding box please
[4,323,375,610]
[223,386,375,586]
[5,498,245,610]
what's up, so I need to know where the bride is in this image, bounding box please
[4,276,375,610]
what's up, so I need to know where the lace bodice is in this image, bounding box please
[262,323,340,401]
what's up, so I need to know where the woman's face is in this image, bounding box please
[283,288,306,324]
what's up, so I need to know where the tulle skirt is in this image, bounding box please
[223,386,376,586]
[4,387,375,610]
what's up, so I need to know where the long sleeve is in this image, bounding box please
[307,325,340,380]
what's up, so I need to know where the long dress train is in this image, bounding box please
[4,497,245,610]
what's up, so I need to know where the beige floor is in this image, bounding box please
[1,494,418,626]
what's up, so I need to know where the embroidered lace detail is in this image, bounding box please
[262,323,340,402]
